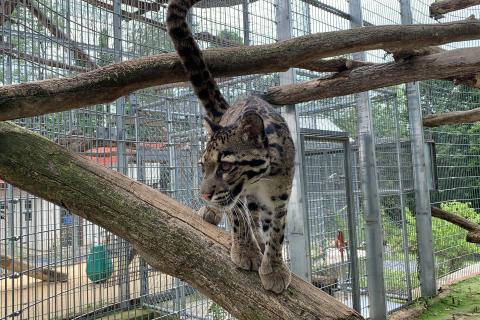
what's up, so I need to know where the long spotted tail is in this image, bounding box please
[166,0,229,123]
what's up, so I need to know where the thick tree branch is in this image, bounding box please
[431,207,480,244]
[264,47,480,105]
[430,0,480,18]
[423,105,480,127]
[0,121,363,320]
[1,20,480,120]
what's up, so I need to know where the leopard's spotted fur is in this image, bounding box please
[167,0,295,293]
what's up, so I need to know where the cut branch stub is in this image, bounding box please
[0,121,364,320]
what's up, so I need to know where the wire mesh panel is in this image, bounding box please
[2,0,480,319]
[300,131,360,310]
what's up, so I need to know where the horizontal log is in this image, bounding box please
[423,106,480,127]
[431,206,480,244]
[1,20,480,120]
[0,121,363,320]
[264,47,480,105]
[430,0,480,18]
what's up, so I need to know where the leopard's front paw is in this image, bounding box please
[197,206,223,226]
[259,260,291,294]
[231,244,262,271]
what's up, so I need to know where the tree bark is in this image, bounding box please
[0,121,363,320]
[1,20,480,120]
[431,207,480,244]
[264,47,480,105]
[423,106,480,127]
[430,0,480,18]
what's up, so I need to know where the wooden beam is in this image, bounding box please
[423,105,480,127]
[431,206,480,244]
[430,0,480,18]
[0,254,68,282]
[0,121,364,320]
[1,20,480,121]
[264,47,480,105]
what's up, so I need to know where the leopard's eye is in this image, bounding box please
[220,161,234,172]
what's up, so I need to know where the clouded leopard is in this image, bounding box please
[167,0,295,293]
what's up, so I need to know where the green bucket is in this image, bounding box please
[86,244,113,283]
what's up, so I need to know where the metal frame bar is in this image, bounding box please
[276,0,311,282]
[400,0,437,299]
[348,0,387,318]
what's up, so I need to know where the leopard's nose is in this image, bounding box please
[201,193,213,201]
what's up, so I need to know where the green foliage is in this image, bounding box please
[210,29,243,48]
[414,276,480,320]
[405,202,480,274]
[98,28,115,67]
[207,303,227,320]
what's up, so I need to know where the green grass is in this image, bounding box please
[416,276,480,320]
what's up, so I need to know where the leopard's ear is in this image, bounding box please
[203,117,222,136]
[239,112,266,146]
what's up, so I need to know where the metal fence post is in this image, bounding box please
[348,0,387,318]
[113,0,131,305]
[275,0,311,282]
[400,0,437,299]
[344,140,361,312]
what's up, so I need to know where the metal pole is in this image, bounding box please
[275,0,311,282]
[393,96,413,302]
[113,0,131,305]
[344,140,361,312]
[348,1,387,318]
[131,94,149,302]
[242,0,250,46]
[400,0,437,298]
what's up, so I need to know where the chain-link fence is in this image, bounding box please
[1,0,480,319]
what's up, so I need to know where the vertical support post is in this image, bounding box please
[6,185,15,258]
[344,140,361,313]
[400,0,437,298]
[242,0,250,45]
[131,94,149,301]
[275,0,311,282]
[113,0,130,305]
[348,0,387,318]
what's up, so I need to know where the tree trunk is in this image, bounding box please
[0,121,363,320]
[1,19,480,120]
[430,0,480,17]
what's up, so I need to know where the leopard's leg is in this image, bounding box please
[228,197,262,271]
[258,196,291,294]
